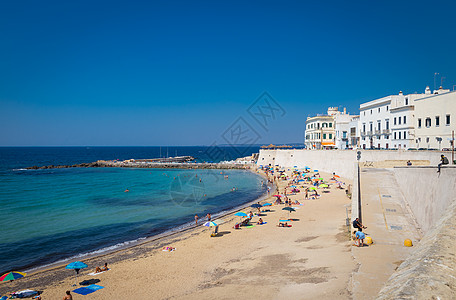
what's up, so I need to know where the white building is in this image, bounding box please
[334,109,359,149]
[414,89,456,150]
[360,86,452,150]
[305,107,338,149]
[359,95,394,149]
[349,116,360,148]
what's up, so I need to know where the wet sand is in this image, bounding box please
[1,168,354,299]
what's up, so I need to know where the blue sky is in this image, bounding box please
[1,0,455,146]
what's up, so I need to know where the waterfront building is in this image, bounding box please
[359,86,452,150]
[349,115,360,148]
[414,89,456,150]
[305,107,338,149]
[334,109,360,149]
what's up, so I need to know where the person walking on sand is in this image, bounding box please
[437,154,449,173]
[194,214,198,225]
[206,213,211,222]
[305,188,309,200]
[63,291,73,300]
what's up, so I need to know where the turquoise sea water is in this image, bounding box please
[0,147,265,274]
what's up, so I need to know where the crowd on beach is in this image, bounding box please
[2,164,356,299]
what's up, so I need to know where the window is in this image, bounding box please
[371,109,372,114]
[323,133,326,139]
[329,134,332,139]
[404,131,406,139]
[446,115,450,125]
[370,123,373,131]
[342,131,347,138]
[398,132,401,139]
[329,123,332,128]
[386,120,389,130]
[394,132,396,139]
[398,117,401,125]
[405,98,408,105]
[394,117,396,125]
[425,118,431,127]
[418,118,422,128]
[378,108,380,113]
[403,116,406,124]
[377,121,381,131]
[317,123,320,129]
[364,111,366,116]
[436,116,440,127]
[385,135,389,139]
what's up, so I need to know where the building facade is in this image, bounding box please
[304,107,339,149]
[359,86,452,150]
[414,90,456,150]
[335,111,359,149]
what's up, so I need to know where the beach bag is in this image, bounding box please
[443,157,449,164]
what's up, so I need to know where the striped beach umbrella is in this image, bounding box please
[0,271,26,282]
[203,221,218,227]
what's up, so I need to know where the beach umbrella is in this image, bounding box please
[309,187,317,190]
[319,184,329,188]
[66,261,88,286]
[0,271,26,282]
[305,166,310,169]
[203,221,218,227]
[234,212,248,217]
[314,170,319,172]
[317,178,324,180]
[282,207,296,218]
[334,175,340,178]
[262,203,272,206]
[251,204,262,209]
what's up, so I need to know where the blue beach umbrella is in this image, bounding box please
[234,212,248,217]
[314,170,319,172]
[251,204,262,209]
[66,261,88,286]
[262,203,272,206]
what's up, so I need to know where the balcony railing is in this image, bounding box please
[382,129,391,134]
[375,130,381,135]
[366,131,372,136]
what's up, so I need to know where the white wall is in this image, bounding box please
[257,149,447,180]
[392,166,456,233]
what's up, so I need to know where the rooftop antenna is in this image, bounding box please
[441,76,446,87]
[434,72,439,90]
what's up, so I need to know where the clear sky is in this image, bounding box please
[1,0,455,146]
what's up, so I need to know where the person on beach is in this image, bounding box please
[305,188,309,200]
[353,217,366,232]
[95,262,108,273]
[407,160,412,166]
[63,291,73,300]
[206,213,211,222]
[248,211,253,220]
[257,218,264,225]
[355,230,366,247]
[194,214,198,225]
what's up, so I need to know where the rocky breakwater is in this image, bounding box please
[26,156,253,170]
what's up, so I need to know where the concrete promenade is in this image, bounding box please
[351,168,421,299]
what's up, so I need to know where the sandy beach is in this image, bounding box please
[1,168,354,299]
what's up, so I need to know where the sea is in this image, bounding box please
[0,146,266,274]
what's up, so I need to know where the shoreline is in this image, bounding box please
[18,167,274,278]
[1,167,354,299]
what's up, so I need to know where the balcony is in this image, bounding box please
[366,131,372,136]
[375,130,381,135]
[382,129,391,135]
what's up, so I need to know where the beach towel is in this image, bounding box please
[162,247,176,252]
[73,284,104,295]
[244,225,255,228]
[88,269,110,276]
[257,222,267,225]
